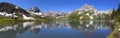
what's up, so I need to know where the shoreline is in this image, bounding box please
[107,22,120,38]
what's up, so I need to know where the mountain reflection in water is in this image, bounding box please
[0,20,114,38]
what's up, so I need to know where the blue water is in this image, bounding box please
[0,20,113,38]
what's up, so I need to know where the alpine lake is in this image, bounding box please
[0,20,114,38]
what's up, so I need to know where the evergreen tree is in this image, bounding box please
[115,4,120,22]
[111,9,115,20]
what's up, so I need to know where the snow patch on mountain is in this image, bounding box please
[0,12,12,16]
[23,14,35,20]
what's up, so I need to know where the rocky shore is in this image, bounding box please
[108,22,120,38]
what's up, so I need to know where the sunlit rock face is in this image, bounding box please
[77,3,97,14]
[71,4,97,20]
[76,3,112,15]
[71,3,113,20]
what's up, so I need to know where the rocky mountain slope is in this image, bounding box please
[0,2,30,17]
[76,4,97,14]
[69,3,112,20]
[0,2,113,20]
[0,2,35,20]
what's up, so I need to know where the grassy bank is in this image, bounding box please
[107,28,117,38]
[0,18,14,26]
[107,22,120,38]
[0,18,53,26]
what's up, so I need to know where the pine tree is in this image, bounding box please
[111,9,115,20]
[116,4,120,22]
[116,4,120,16]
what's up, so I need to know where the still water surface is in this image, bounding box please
[0,20,114,38]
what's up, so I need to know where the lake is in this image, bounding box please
[0,20,114,38]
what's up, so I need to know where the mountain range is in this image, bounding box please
[0,2,113,20]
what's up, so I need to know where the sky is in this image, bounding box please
[0,0,120,12]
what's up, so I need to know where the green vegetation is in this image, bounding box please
[108,4,120,38]
[107,28,117,38]
[0,2,120,38]
[68,10,110,20]
[68,11,80,20]
[107,22,120,38]
[0,17,51,23]
[111,4,120,22]
[0,18,13,26]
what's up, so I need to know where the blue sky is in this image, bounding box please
[0,0,120,12]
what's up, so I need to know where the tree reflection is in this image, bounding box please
[0,20,114,38]
[68,20,113,33]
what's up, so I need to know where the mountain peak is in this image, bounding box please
[82,3,90,7]
[28,6,41,13]
[76,3,96,12]
[80,3,95,10]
